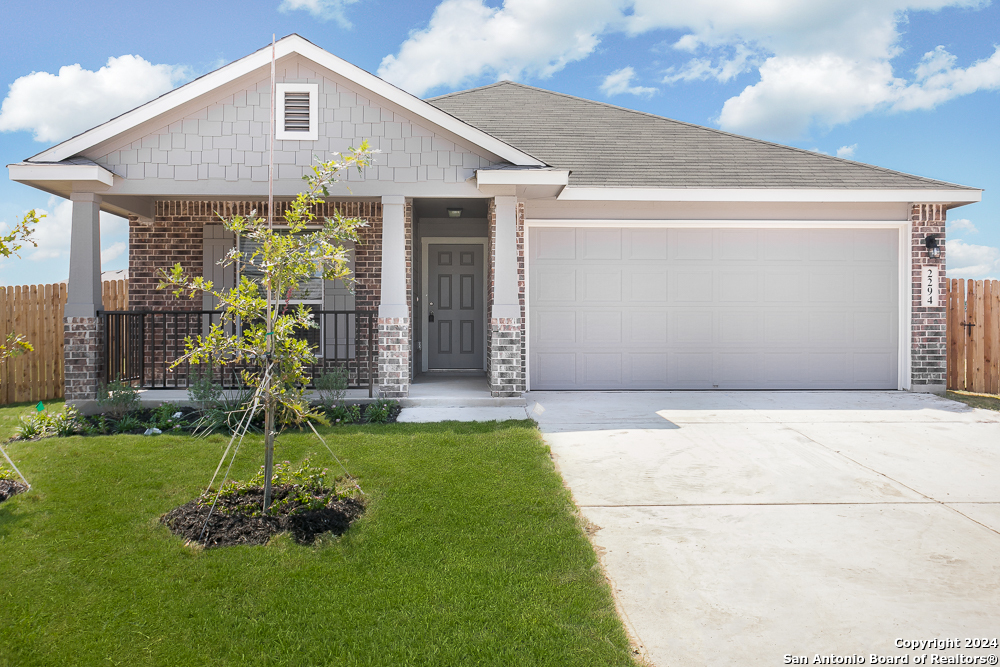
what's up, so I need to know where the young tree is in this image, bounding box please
[0,210,43,363]
[159,143,374,507]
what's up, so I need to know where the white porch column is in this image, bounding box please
[489,195,525,397]
[66,192,103,318]
[377,195,410,398]
[64,192,104,406]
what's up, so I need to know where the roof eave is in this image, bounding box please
[556,187,983,207]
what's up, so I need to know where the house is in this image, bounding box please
[7,34,981,405]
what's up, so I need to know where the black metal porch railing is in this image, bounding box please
[100,310,378,396]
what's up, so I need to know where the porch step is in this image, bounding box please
[399,395,526,408]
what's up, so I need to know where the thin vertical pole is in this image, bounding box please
[263,34,277,512]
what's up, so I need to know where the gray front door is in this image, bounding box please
[428,244,484,369]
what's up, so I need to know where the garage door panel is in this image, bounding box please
[582,270,622,301]
[536,310,576,344]
[535,269,576,302]
[529,227,898,390]
[719,312,759,344]
[630,311,668,344]
[581,311,621,344]
[535,228,576,260]
[581,229,622,259]
[720,271,759,302]
[627,229,668,260]
[671,353,714,387]
[671,271,713,302]
[671,229,713,260]
[719,230,758,261]
[628,354,669,385]
[670,310,713,344]
[629,271,668,302]
[582,354,622,386]
[764,229,807,261]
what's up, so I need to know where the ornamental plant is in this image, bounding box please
[157,142,374,507]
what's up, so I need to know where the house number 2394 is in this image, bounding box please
[922,266,939,307]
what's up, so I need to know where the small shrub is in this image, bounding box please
[15,413,51,439]
[188,367,224,411]
[314,368,349,411]
[147,402,186,430]
[0,467,16,480]
[113,414,145,434]
[364,398,398,424]
[97,377,140,418]
[206,458,355,517]
[52,406,84,436]
[191,383,260,436]
[328,403,361,425]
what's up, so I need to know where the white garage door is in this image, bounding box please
[528,227,899,390]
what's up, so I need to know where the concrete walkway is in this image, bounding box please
[528,391,1000,666]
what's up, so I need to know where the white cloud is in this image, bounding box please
[836,144,858,158]
[101,242,127,264]
[948,218,978,234]
[600,67,657,97]
[0,55,189,143]
[947,239,1000,278]
[662,44,758,83]
[379,0,997,140]
[21,196,127,263]
[278,0,359,28]
[378,0,623,96]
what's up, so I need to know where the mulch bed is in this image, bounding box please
[161,486,365,548]
[0,479,28,503]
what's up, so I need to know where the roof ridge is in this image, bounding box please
[431,81,976,191]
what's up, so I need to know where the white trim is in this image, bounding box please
[275,83,318,141]
[476,169,569,186]
[556,187,982,205]
[526,218,907,228]
[524,220,910,391]
[8,162,115,187]
[901,221,913,391]
[419,236,489,372]
[523,226,531,392]
[30,35,544,167]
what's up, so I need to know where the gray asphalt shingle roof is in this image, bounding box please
[428,82,974,190]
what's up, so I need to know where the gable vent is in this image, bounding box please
[284,91,311,132]
[275,83,319,141]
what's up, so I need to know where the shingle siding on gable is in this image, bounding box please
[91,57,496,185]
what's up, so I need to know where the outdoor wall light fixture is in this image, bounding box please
[447,208,463,218]
[925,234,941,259]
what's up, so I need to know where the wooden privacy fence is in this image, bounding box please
[947,278,1000,394]
[0,280,128,404]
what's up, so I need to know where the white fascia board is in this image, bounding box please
[524,219,908,229]
[557,187,983,204]
[8,162,114,187]
[476,169,569,186]
[30,35,544,168]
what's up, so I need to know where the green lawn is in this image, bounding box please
[946,390,1000,412]
[0,401,634,666]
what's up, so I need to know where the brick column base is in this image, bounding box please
[377,317,410,398]
[489,318,524,397]
[911,204,947,392]
[64,316,103,403]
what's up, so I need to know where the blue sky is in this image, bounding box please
[2,0,999,285]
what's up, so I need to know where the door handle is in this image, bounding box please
[429,311,435,322]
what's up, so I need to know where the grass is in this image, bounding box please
[0,401,634,666]
[945,390,1000,412]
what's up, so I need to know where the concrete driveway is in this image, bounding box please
[527,391,1000,666]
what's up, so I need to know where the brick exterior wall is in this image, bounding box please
[64,317,103,402]
[129,200,382,311]
[377,318,410,398]
[911,203,947,391]
[486,198,526,397]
